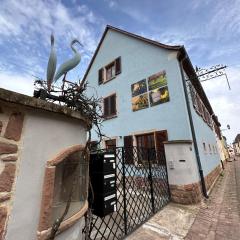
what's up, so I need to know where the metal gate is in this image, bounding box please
[87,147,170,240]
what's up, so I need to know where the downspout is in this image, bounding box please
[178,53,208,199]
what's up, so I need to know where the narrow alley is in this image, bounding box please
[185,158,240,240]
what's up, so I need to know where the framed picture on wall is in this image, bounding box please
[148,70,167,91]
[132,93,149,111]
[149,86,170,106]
[131,79,147,97]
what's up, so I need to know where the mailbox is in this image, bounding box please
[89,151,117,217]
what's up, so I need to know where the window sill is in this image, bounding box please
[103,114,118,121]
[103,76,116,84]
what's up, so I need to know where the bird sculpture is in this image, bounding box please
[46,35,83,91]
[46,34,57,91]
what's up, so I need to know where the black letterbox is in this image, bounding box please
[89,151,117,217]
[91,173,116,193]
[92,191,117,217]
[89,152,116,173]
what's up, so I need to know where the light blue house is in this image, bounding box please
[85,25,223,204]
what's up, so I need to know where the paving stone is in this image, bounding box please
[185,158,240,240]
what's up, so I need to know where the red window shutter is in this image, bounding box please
[104,97,109,116]
[98,68,104,85]
[155,130,168,163]
[110,94,116,115]
[115,57,121,75]
[155,130,168,165]
[124,136,134,164]
[104,94,116,117]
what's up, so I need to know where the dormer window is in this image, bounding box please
[98,57,121,84]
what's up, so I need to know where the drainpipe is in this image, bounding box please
[178,55,208,199]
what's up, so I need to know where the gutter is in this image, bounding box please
[178,50,208,199]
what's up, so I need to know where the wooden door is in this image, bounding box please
[154,130,168,164]
[136,133,155,163]
[124,136,134,164]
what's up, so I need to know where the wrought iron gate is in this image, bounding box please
[87,147,170,240]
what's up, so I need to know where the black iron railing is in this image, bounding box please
[87,147,170,240]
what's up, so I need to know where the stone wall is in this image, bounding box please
[0,104,24,239]
[170,164,222,204]
[0,88,89,240]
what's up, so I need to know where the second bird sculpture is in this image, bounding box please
[46,34,83,91]
[46,34,57,91]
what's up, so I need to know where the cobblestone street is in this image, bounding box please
[185,158,240,240]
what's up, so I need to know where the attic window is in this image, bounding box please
[98,57,121,84]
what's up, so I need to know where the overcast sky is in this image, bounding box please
[0,0,239,143]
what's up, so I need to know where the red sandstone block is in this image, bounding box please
[184,184,194,191]
[1,156,17,162]
[0,163,16,192]
[4,112,24,141]
[0,193,11,203]
[0,142,18,155]
[38,167,56,231]
[0,206,7,239]
[0,121,2,134]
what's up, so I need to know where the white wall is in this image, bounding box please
[6,109,87,240]
[164,142,200,185]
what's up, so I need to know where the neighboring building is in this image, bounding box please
[85,25,222,204]
[228,145,235,157]
[215,128,229,164]
[221,136,230,161]
[233,134,240,155]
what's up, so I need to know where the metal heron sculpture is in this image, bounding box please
[46,35,83,91]
[46,34,57,91]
